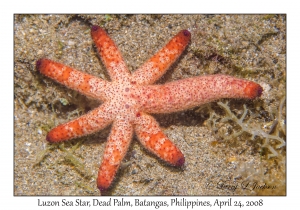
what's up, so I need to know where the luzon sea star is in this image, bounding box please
[36,25,263,193]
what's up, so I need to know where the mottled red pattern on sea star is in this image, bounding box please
[36,25,262,193]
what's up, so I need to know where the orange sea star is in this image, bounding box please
[36,25,263,193]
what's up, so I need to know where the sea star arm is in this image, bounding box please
[91,25,131,81]
[134,113,185,166]
[141,74,263,114]
[97,119,133,192]
[131,30,191,85]
[46,103,114,143]
[36,58,108,101]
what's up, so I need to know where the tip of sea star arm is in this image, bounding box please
[90,25,107,41]
[244,82,263,99]
[36,58,56,76]
[175,156,185,167]
[45,124,73,143]
[179,29,191,43]
[182,29,191,37]
[91,25,105,37]
[46,133,55,143]
[36,59,42,69]
[46,130,62,143]
[257,85,263,97]
[36,58,47,72]
[98,185,109,195]
[91,25,101,32]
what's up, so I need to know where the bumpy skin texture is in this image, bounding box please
[36,25,263,193]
